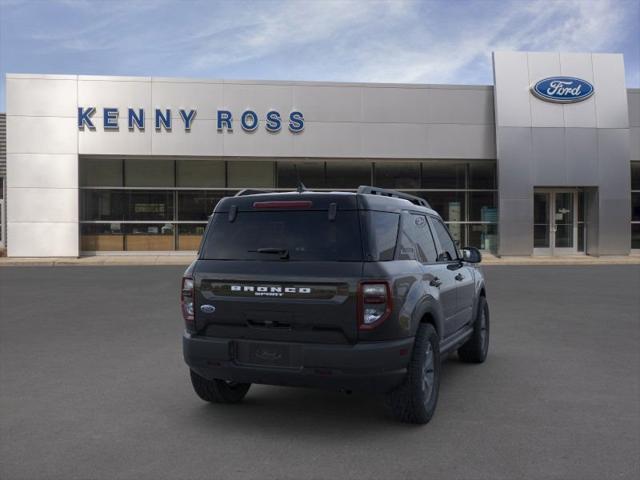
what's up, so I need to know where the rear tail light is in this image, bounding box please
[181,276,195,329]
[358,282,392,330]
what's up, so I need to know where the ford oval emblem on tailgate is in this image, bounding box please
[200,304,216,314]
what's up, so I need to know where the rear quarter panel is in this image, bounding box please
[360,260,438,341]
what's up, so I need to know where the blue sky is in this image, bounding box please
[0,0,638,111]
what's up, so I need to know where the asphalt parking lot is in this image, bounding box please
[1,265,639,480]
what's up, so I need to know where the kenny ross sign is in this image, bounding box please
[77,107,304,133]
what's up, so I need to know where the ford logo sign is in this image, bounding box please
[531,77,594,103]
[200,304,216,314]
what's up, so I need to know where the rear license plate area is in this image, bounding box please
[234,341,299,368]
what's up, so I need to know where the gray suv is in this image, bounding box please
[182,186,489,424]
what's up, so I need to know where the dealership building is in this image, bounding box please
[1,51,639,257]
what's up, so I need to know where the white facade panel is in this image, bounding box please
[426,88,494,125]
[223,83,293,121]
[492,51,532,127]
[361,123,428,158]
[151,80,223,120]
[361,87,429,124]
[428,124,495,158]
[630,127,640,161]
[592,54,629,129]
[7,222,79,257]
[559,52,597,128]
[293,85,362,123]
[7,116,77,154]
[7,187,78,223]
[527,52,564,128]
[79,118,152,155]
[78,78,152,117]
[628,91,640,127]
[292,122,361,157]
[7,154,78,189]
[6,77,77,117]
[223,125,294,157]
[151,119,223,156]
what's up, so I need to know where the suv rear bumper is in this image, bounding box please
[183,333,413,393]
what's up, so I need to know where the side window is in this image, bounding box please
[397,227,417,261]
[398,213,438,263]
[430,217,459,262]
[364,211,399,261]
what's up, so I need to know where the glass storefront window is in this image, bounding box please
[277,161,326,188]
[631,162,640,191]
[177,160,225,188]
[325,161,370,189]
[417,191,465,222]
[178,224,207,251]
[228,161,274,188]
[468,162,496,189]
[374,162,420,189]
[125,159,175,187]
[421,162,465,189]
[632,224,640,249]
[127,191,173,221]
[80,223,125,251]
[80,158,123,187]
[632,192,640,222]
[467,224,497,251]
[123,223,174,251]
[79,159,498,252]
[178,190,231,221]
[81,190,174,221]
[469,191,497,222]
[81,190,126,221]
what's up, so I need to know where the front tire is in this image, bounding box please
[189,370,251,404]
[458,296,489,363]
[387,323,441,424]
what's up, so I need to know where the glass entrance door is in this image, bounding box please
[533,190,579,255]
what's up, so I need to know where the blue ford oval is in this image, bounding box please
[531,77,594,103]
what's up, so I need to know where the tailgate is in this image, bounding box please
[194,260,363,344]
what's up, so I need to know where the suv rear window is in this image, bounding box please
[201,211,363,261]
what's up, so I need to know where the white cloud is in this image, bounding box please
[1,0,636,86]
[188,0,411,70]
[344,0,630,84]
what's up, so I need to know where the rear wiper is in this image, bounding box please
[249,247,290,260]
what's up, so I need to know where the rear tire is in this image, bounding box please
[387,323,440,425]
[189,370,251,404]
[458,296,489,363]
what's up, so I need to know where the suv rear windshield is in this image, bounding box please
[201,210,363,261]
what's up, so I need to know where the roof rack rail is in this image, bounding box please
[234,189,273,197]
[357,185,431,208]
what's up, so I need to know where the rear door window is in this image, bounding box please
[201,210,363,261]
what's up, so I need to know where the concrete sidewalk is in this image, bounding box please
[1,253,639,266]
[0,255,197,266]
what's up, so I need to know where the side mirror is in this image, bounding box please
[461,246,482,263]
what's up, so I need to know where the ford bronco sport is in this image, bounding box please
[182,186,489,424]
